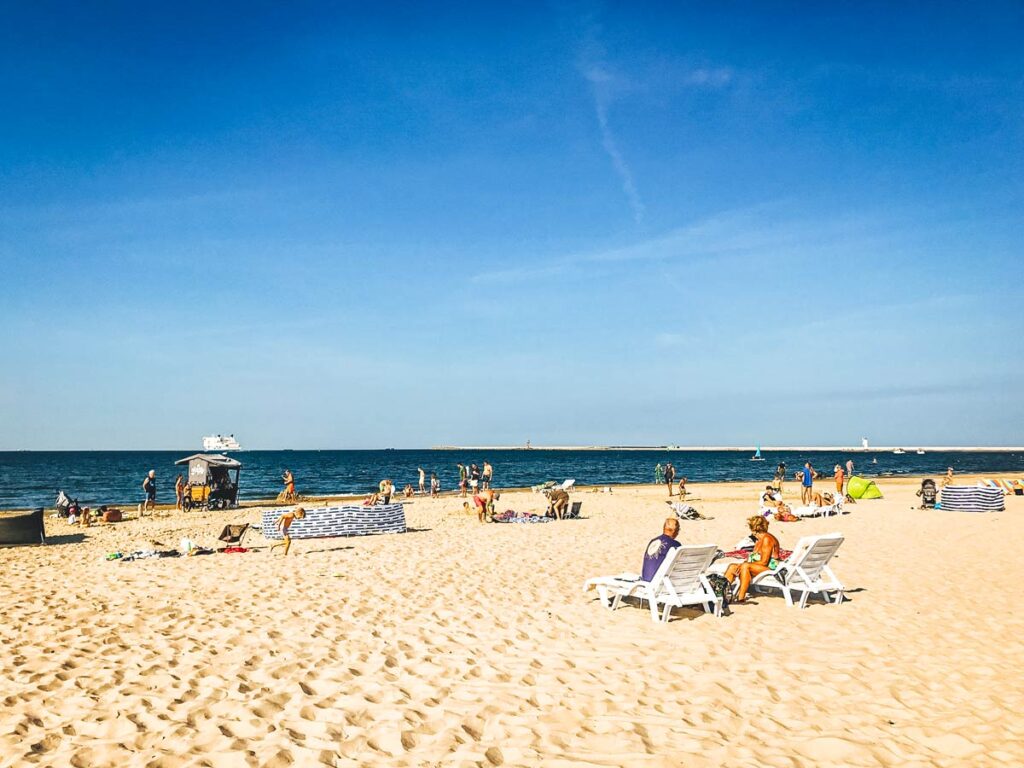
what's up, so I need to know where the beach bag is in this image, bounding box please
[705,574,732,613]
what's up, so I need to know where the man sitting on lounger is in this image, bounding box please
[642,518,681,581]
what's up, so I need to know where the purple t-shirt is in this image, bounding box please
[642,534,681,581]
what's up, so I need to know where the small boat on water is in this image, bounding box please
[750,445,765,461]
[916,449,926,455]
[892,448,906,455]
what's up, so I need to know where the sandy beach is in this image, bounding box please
[3,476,1023,767]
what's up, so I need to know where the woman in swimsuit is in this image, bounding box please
[723,515,781,602]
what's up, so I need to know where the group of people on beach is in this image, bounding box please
[654,463,687,498]
[457,461,493,496]
[645,514,782,603]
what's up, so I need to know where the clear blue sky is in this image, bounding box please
[1,2,1021,449]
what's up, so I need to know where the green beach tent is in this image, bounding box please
[847,476,883,499]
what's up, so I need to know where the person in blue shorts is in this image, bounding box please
[800,461,814,505]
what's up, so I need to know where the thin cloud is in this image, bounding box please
[581,63,646,224]
[472,202,858,284]
[683,66,733,87]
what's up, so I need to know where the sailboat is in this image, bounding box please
[750,445,765,461]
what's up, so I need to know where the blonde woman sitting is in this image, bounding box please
[723,516,781,602]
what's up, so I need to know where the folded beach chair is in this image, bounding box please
[217,523,249,551]
[750,533,844,609]
[583,544,721,623]
[671,502,706,520]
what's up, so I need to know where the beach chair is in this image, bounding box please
[217,523,249,551]
[567,501,582,519]
[557,479,576,492]
[750,533,844,609]
[583,544,721,623]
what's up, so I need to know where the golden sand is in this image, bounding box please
[2,476,1022,766]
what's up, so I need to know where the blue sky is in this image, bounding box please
[1,2,1021,449]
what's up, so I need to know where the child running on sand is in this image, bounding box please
[271,507,305,556]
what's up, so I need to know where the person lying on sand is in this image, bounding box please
[723,516,781,602]
[271,507,305,556]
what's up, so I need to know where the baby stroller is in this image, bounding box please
[917,479,937,509]
[55,490,78,519]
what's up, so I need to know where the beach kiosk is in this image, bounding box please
[175,453,242,511]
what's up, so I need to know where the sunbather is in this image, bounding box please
[723,516,781,602]
[271,507,306,556]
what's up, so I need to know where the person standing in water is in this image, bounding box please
[654,463,664,485]
[418,467,426,495]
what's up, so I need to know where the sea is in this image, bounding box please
[2,448,1023,510]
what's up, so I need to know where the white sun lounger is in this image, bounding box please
[583,543,722,622]
[750,533,845,608]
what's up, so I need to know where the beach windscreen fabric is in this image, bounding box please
[0,508,46,546]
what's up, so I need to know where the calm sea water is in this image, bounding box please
[1,448,1022,509]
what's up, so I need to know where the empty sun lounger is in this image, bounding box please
[567,501,582,519]
[583,544,721,623]
[750,533,845,609]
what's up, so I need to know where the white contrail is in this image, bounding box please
[593,95,645,224]
[583,65,645,224]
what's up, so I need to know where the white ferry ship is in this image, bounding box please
[202,434,242,451]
